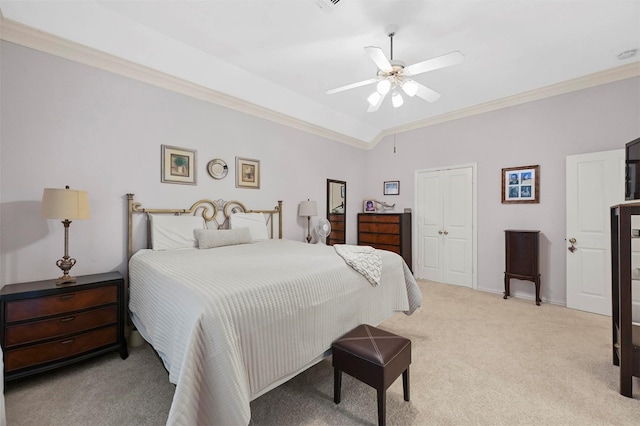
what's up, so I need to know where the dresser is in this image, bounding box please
[358,213,412,271]
[503,230,541,305]
[1,272,128,381]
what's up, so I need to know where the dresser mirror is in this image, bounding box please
[326,179,346,245]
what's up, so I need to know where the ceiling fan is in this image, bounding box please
[326,25,464,112]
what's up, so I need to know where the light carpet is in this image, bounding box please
[5,280,640,425]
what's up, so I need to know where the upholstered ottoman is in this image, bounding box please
[332,324,411,426]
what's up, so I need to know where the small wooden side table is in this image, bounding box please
[504,230,541,305]
[1,272,128,381]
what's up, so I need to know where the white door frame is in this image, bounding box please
[414,163,478,289]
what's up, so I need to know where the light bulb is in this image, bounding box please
[402,80,418,97]
[376,79,391,95]
[367,92,381,106]
[392,91,404,108]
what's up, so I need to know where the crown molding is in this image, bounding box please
[0,17,370,150]
[2,17,638,151]
[367,61,640,149]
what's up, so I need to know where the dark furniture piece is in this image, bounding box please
[328,213,345,245]
[504,229,541,305]
[358,213,412,271]
[1,272,128,381]
[332,324,411,426]
[610,202,640,397]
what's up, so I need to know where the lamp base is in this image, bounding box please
[55,274,77,285]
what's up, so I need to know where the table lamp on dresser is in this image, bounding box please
[40,185,90,285]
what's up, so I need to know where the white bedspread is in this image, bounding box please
[129,239,421,425]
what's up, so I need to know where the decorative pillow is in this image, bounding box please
[229,212,269,241]
[149,214,205,250]
[195,228,253,249]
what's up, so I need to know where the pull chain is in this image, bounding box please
[393,104,397,154]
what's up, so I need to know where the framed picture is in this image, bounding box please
[501,165,539,204]
[384,181,400,195]
[161,145,197,185]
[363,199,377,213]
[236,157,260,189]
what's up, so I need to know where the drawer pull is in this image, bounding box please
[60,316,75,323]
[60,339,74,345]
[60,294,75,300]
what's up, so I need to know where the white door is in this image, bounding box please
[416,166,474,287]
[566,149,624,315]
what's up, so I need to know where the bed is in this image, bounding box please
[126,194,421,425]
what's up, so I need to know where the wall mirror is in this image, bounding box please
[326,179,346,245]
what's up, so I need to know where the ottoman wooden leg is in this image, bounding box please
[334,367,342,404]
[377,388,386,426]
[403,366,410,401]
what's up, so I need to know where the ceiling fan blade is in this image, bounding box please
[364,46,393,72]
[413,81,441,103]
[367,90,388,113]
[326,77,381,95]
[404,51,464,76]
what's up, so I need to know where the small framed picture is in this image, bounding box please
[363,199,377,213]
[236,157,260,189]
[384,181,400,195]
[161,145,197,185]
[501,165,539,204]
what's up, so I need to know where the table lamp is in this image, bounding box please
[299,199,317,243]
[41,186,90,284]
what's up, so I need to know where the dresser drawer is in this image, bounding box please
[359,223,400,234]
[359,215,400,224]
[5,286,117,322]
[359,233,400,246]
[4,325,118,372]
[4,305,117,347]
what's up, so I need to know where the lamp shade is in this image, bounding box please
[299,200,318,217]
[41,187,90,220]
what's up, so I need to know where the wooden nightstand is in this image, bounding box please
[1,272,128,381]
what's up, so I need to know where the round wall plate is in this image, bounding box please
[207,159,228,179]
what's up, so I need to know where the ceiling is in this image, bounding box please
[1,0,639,147]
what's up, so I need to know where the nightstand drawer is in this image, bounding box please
[4,305,117,347]
[5,286,117,322]
[4,325,117,372]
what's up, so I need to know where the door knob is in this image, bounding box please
[443,230,449,235]
[438,230,443,235]
[568,237,577,253]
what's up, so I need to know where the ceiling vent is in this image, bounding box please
[313,0,341,12]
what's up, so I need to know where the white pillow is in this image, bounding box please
[149,214,205,250]
[229,212,269,241]
[195,228,253,249]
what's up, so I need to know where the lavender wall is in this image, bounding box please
[0,41,367,285]
[365,77,640,304]
[2,39,639,307]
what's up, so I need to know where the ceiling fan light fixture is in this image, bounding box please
[376,79,391,95]
[391,91,404,108]
[402,80,418,97]
[367,91,382,106]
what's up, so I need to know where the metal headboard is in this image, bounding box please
[126,193,283,261]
